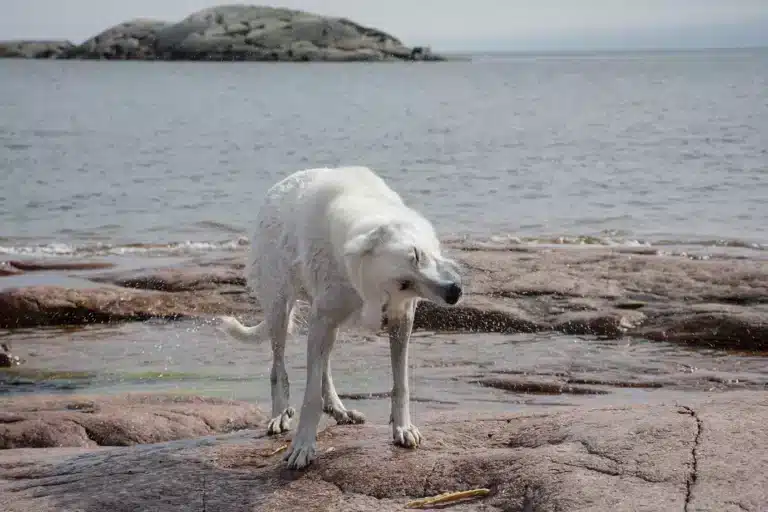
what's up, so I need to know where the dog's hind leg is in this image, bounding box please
[265,299,295,435]
[388,300,422,448]
[322,360,365,425]
[284,302,349,469]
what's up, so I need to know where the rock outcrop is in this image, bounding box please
[0,393,266,449]
[61,19,171,60]
[0,284,252,329]
[1,392,766,511]
[0,342,20,368]
[3,5,444,62]
[2,245,766,349]
[0,40,73,59]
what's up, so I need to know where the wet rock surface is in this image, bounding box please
[435,246,767,350]
[474,376,610,395]
[5,317,767,425]
[5,260,116,272]
[5,5,445,62]
[0,393,266,449]
[89,265,245,292]
[0,392,765,511]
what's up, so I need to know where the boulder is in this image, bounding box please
[634,309,768,351]
[1,392,765,511]
[0,263,23,277]
[0,353,20,368]
[0,341,21,367]
[0,393,266,448]
[414,298,544,333]
[0,40,73,59]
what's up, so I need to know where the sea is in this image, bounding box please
[1,48,766,259]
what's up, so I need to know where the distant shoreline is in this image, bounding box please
[3,41,764,63]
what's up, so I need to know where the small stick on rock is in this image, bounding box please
[261,443,290,457]
[405,488,491,509]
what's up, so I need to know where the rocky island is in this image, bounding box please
[0,4,446,62]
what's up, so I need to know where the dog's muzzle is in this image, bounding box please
[442,282,463,305]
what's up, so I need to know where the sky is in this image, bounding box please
[2,0,768,52]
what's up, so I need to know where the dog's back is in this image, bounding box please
[247,166,404,304]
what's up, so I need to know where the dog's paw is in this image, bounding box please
[393,424,422,448]
[330,407,366,425]
[266,407,295,435]
[284,438,316,469]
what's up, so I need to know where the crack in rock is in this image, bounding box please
[558,461,664,484]
[679,406,702,512]
[201,474,207,512]
[421,459,440,497]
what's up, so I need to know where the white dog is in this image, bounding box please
[219,166,463,470]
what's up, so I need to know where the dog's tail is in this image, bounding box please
[218,316,270,343]
[219,309,301,343]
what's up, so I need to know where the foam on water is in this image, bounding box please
[0,233,764,262]
[0,237,250,258]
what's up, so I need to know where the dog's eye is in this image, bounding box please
[399,279,414,291]
[411,247,420,265]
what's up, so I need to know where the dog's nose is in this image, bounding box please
[443,282,462,305]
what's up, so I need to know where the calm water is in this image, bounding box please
[1,49,767,258]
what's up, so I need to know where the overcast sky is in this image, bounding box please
[2,0,768,51]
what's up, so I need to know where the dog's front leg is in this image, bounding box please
[388,300,422,448]
[284,315,338,470]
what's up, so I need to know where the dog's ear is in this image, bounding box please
[343,225,394,332]
[343,225,394,257]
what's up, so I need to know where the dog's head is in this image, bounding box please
[343,222,463,329]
